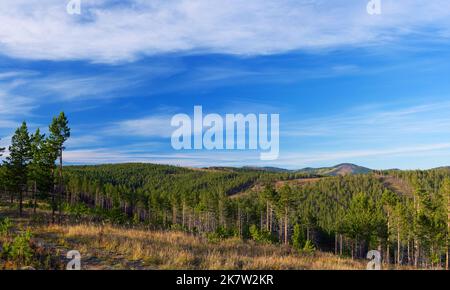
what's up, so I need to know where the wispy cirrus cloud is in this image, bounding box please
[0,64,181,112]
[62,141,450,170]
[1,0,450,63]
[278,143,450,167]
[64,148,264,167]
[106,115,173,138]
[0,72,37,131]
[283,100,450,140]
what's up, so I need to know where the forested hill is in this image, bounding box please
[57,163,450,268]
[2,116,448,269]
[297,163,372,176]
[64,163,313,198]
[62,163,370,203]
[2,161,450,269]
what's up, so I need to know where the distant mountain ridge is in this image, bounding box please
[297,163,372,176]
[241,166,291,173]
[237,163,372,176]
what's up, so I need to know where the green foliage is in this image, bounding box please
[342,192,385,247]
[292,224,306,250]
[2,230,33,266]
[249,225,276,244]
[5,122,32,189]
[2,119,450,269]
[48,112,71,151]
[206,226,236,243]
[0,218,12,237]
[301,240,316,255]
[63,203,90,219]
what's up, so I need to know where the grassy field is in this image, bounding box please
[34,224,369,270]
[0,205,373,270]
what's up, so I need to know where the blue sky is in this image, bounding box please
[2,0,450,169]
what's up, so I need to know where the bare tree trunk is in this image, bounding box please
[386,218,390,265]
[447,244,449,271]
[351,241,354,260]
[172,206,177,225]
[58,148,63,223]
[284,207,288,245]
[335,233,338,255]
[407,240,411,265]
[278,219,282,242]
[237,206,241,238]
[260,211,263,230]
[19,189,23,217]
[33,180,37,215]
[415,242,420,268]
[51,189,55,223]
[397,224,401,265]
[182,202,186,228]
[269,207,273,232]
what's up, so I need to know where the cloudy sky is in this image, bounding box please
[1,0,450,169]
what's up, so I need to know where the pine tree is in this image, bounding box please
[381,189,398,264]
[0,139,4,197]
[262,184,276,232]
[415,186,446,267]
[48,112,71,222]
[278,184,292,245]
[343,192,381,259]
[28,129,55,214]
[5,122,31,217]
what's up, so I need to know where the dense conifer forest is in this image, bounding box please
[1,115,449,269]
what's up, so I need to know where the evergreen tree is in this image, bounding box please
[261,184,276,232]
[48,112,71,222]
[5,122,31,216]
[343,192,382,259]
[28,129,55,214]
[278,184,292,245]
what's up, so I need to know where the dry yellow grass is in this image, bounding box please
[32,223,368,270]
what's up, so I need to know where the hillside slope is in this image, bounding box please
[298,163,372,176]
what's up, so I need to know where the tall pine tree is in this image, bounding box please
[29,129,55,214]
[5,122,31,217]
[48,112,71,222]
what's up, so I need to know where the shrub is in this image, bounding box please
[249,225,276,244]
[292,224,306,250]
[64,203,90,219]
[206,226,235,243]
[0,218,12,237]
[301,240,316,255]
[2,230,34,266]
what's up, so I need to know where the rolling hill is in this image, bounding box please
[297,163,372,176]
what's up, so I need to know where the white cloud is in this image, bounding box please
[0,92,36,115]
[0,70,41,118]
[283,100,450,139]
[107,115,173,138]
[65,134,102,148]
[63,148,261,166]
[0,0,449,63]
[62,141,450,170]
[279,143,450,165]
[0,70,37,80]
